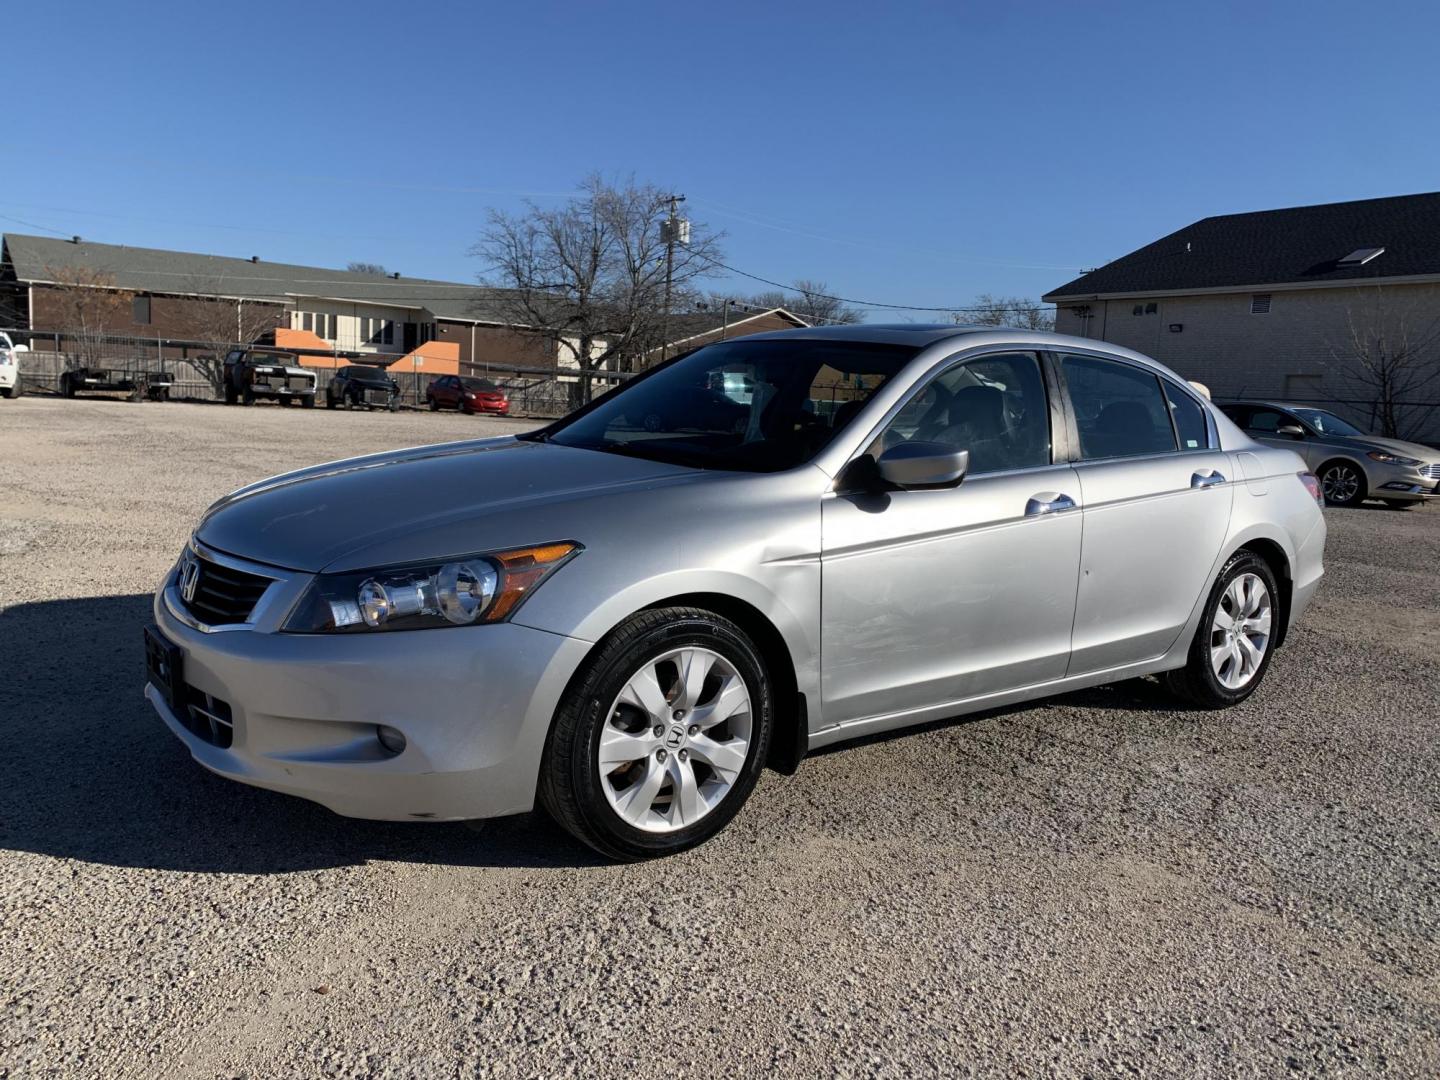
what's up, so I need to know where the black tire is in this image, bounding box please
[1318,459,1366,507]
[1383,499,1414,510]
[224,383,237,405]
[2,378,17,399]
[1165,550,1281,709]
[62,375,76,399]
[388,399,400,413]
[326,391,337,409]
[302,394,315,409]
[279,396,292,407]
[242,388,255,407]
[427,396,439,411]
[539,606,773,861]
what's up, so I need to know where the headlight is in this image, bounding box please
[1367,450,1421,466]
[282,541,580,633]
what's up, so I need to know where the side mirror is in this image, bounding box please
[11,344,28,354]
[1276,424,1305,438]
[876,442,969,489]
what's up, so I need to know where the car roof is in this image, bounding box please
[737,324,1182,376]
[1220,399,1328,412]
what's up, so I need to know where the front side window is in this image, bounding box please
[869,351,1051,475]
[541,339,918,472]
[1062,354,1177,459]
[1242,407,1291,434]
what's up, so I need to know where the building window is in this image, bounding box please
[302,312,313,332]
[1144,302,1158,314]
[133,295,151,325]
[1250,294,1271,314]
[1132,304,1144,316]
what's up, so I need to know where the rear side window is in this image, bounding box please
[1163,382,1210,450]
[1061,355,1177,459]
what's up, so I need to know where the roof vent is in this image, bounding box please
[1250,294,1272,314]
[71,235,81,244]
[1338,246,1384,266]
[392,272,401,279]
[250,255,259,263]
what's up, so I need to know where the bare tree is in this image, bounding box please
[957,294,1055,331]
[472,175,723,403]
[1330,286,1440,438]
[172,275,286,394]
[43,265,133,368]
[729,279,861,325]
[346,261,387,276]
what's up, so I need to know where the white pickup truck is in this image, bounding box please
[0,331,28,398]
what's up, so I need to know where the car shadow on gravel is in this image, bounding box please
[0,595,607,872]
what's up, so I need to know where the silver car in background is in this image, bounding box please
[146,327,1327,859]
[1218,400,1440,508]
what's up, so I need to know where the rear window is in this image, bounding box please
[1062,355,1177,459]
[1163,382,1210,450]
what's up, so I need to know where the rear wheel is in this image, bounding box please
[224,383,237,405]
[62,374,77,399]
[1165,551,1279,709]
[1319,459,1366,507]
[242,387,255,406]
[539,607,772,861]
[428,396,439,411]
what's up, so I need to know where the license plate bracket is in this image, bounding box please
[144,624,185,710]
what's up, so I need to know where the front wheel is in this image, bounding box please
[1165,551,1279,709]
[302,394,315,409]
[539,607,773,861]
[1319,460,1366,507]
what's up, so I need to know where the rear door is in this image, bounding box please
[1231,404,1326,470]
[1057,352,1235,675]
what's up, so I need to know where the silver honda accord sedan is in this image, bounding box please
[146,326,1327,859]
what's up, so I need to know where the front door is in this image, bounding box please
[403,321,418,352]
[820,350,1083,729]
[1058,352,1235,674]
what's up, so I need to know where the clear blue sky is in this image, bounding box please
[7,1,1439,318]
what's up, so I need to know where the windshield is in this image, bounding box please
[1291,408,1365,437]
[461,378,498,391]
[540,338,919,472]
[347,367,391,384]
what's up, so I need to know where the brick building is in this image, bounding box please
[1044,193,1440,441]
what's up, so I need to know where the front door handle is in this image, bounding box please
[1191,470,1227,489]
[1025,492,1078,516]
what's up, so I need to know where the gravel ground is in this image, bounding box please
[1,395,1438,1078]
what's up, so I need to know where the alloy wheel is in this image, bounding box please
[598,647,752,833]
[1321,463,1360,504]
[1209,572,1273,690]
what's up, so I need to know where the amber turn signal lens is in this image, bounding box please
[487,542,581,620]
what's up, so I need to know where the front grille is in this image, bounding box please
[179,686,234,748]
[287,375,313,392]
[182,555,273,626]
[1421,463,1440,480]
[364,388,390,405]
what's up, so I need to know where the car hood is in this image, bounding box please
[1337,434,1439,460]
[197,437,697,573]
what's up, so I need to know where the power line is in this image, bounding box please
[701,256,1055,315]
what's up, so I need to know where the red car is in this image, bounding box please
[426,375,510,415]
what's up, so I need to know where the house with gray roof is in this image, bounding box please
[1043,192,1440,440]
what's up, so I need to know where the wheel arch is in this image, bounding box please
[1316,455,1369,501]
[561,590,808,776]
[1234,536,1294,648]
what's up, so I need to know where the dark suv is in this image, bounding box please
[327,365,401,411]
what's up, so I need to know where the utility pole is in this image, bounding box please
[659,193,687,363]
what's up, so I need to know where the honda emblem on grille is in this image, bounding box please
[180,558,201,604]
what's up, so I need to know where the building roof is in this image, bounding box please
[2,233,517,323]
[660,307,809,349]
[1044,192,1440,300]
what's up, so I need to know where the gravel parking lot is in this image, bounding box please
[1,395,1438,1077]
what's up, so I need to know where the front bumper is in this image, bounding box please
[0,366,15,389]
[1368,461,1440,501]
[148,581,590,821]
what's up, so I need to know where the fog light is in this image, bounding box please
[376,725,407,755]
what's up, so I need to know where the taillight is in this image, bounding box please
[1299,471,1324,506]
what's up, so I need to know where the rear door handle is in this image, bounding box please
[1025,492,1078,516]
[1191,470,1227,489]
